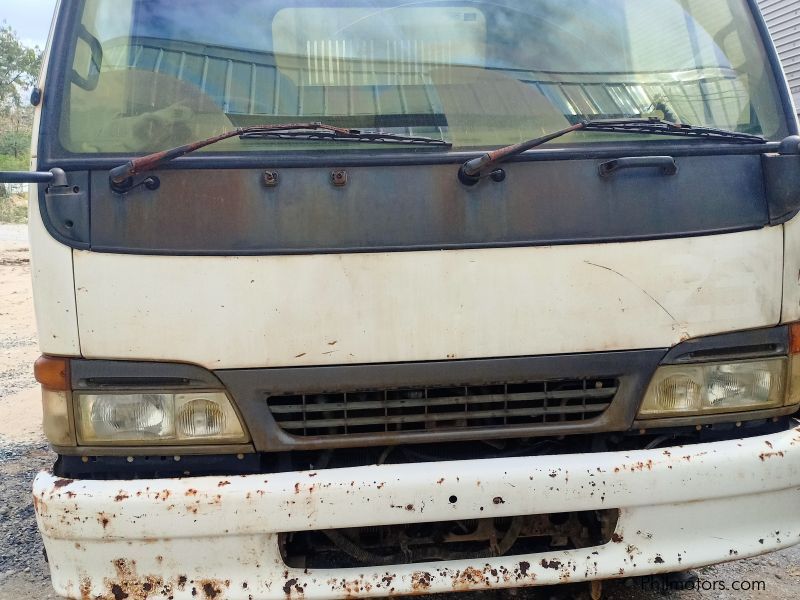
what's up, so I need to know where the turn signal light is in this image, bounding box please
[34,355,69,390]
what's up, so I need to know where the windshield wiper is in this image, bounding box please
[457,117,767,185]
[239,129,450,146]
[109,122,450,191]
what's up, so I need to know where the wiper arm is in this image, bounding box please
[109,122,450,191]
[458,117,766,185]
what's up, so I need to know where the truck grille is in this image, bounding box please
[267,378,617,437]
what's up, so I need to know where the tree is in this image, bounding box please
[0,23,42,176]
[0,106,33,160]
[0,23,42,108]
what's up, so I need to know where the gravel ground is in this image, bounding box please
[0,224,797,599]
[0,442,57,600]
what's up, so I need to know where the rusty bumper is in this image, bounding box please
[34,426,800,600]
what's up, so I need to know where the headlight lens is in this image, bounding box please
[75,391,247,444]
[638,358,787,418]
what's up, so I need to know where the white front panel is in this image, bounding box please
[73,228,783,369]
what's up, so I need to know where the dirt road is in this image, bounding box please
[0,223,797,599]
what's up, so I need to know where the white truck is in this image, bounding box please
[2,0,799,598]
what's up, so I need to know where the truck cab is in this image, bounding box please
[4,0,800,598]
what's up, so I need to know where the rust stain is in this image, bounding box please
[492,496,505,505]
[217,481,231,487]
[199,579,228,598]
[540,559,562,570]
[759,451,785,461]
[611,533,624,543]
[114,492,130,502]
[452,566,486,589]
[185,489,198,497]
[80,576,92,600]
[53,478,74,489]
[518,561,531,576]
[411,571,432,591]
[98,513,111,529]
[283,577,304,597]
[283,578,296,594]
[98,558,167,600]
[405,504,415,511]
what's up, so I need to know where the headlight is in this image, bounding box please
[638,358,787,419]
[75,391,248,444]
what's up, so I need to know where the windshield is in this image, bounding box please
[58,0,789,154]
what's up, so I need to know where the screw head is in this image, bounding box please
[490,169,506,183]
[331,169,348,186]
[263,170,278,187]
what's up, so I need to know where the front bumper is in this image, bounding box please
[35,426,800,600]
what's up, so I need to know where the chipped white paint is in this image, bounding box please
[35,426,800,599]
[73,227,783,368]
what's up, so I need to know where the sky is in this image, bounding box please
[1,0,59,48]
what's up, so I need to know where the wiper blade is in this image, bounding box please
[580,118,766,143]
[240,129,451,147]
[458,117,766,185]
[109,122,449,191]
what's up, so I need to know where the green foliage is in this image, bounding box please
[0,193,28,223]
[0,23,40,222]
[0,23,42,108]
[0,104,33,159]
[0,149,28,171]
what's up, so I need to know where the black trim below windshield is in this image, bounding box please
[64,152,769,255]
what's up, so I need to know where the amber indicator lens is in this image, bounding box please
[34,355,69,390]
[789,323,800,355]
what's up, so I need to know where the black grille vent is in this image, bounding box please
[267,378,617,437]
